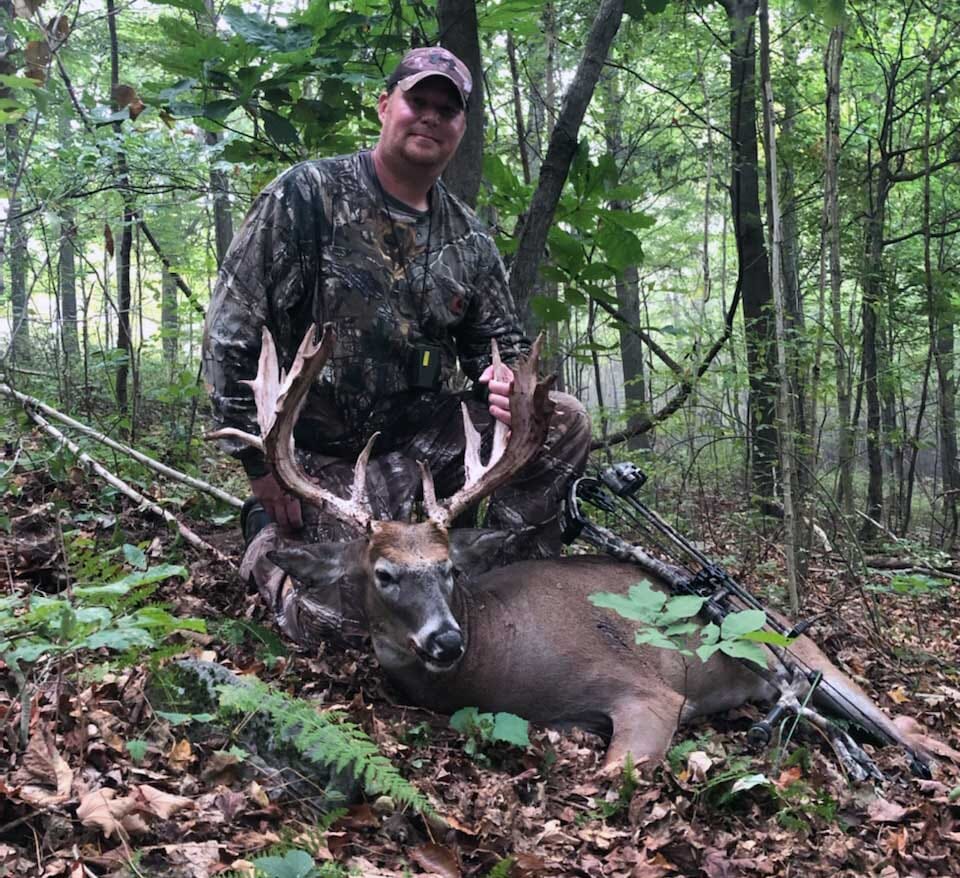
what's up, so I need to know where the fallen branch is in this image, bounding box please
[1,382,242,509]
[23,407,235,566]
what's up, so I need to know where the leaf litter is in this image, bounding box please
[0,465,958,877]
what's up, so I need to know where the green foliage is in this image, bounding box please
[484,857,516,878]
[589,580,791,669]
[215,619,289,667]
[217,679,431,813]
[578,755,641,824]
[0,536,201,685]
[867,572,947,597]
[449,707,531,760]
[125,739,149,763]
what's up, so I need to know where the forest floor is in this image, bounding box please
[2,444,960,878]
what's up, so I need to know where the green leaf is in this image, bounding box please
[603,208,655,231]
[203,99,239,122]
[491,713,530,748]
[591,581,666,623]
[251,849,316,878]
[547,226,585,273]
[156,710,217,726]
[108,565,188,591]
[0,74,41,90]
[740,629,794,647]
[730,773,771,794]
[262,108,301,146]
[596,223,644,274]
[695,641,722,662]
[122,544,148,571]
[80,627,155,651]
[222,6,313,53]
[125,739,149,763]
[450,707,481,735]
[530,295,570,323]
[636,628,682,650]
[720,610,767,639]
[718,639,769,669]
[146,0,206,15]
[658,595,706,624]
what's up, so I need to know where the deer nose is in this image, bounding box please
[426,627,464,665]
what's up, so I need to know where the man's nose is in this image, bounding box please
[419,104,440,124]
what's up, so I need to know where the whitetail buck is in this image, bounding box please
[212,324,934,778]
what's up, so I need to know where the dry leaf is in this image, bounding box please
[686,750,713,782]
[867,797,910,824]
[164,842,221,878]
[16,727,72,806]
[167,738,194,771]
[130,783,194,820]
[104,224,114,258]
[48,15,70,40]
[408,843,460,878]
[76,789,129,839]
[886,685,909,705]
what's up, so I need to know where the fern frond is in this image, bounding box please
[218,679,432,815]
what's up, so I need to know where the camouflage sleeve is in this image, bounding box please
[456,232,530,380]
[202,167,326,477]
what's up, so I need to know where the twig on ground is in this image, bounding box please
[22,406,235,566]
[1,382,242,509]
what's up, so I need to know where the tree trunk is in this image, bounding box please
[824,27,855,525]
[161,263,178,370]
[4,122,28,361]
[723,0,777,509]
[107,0,134,413]
[759,0,799,612]
[438,0,484,207]
[508,0,625,315]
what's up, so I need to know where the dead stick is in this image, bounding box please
[1,382,242,508]
[24,408,235,566]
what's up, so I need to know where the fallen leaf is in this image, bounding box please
[76,789,129,839]
[408,843,460,878]
[687,750,713,782]
[867,798,910,823]
[886,685,909,704]
[164,842,222,878]
[130,784,194,819]
[167,738,194,771]
[15,727,72,806]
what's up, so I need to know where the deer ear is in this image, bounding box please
[448,528,528,578]
[268,542,355,590]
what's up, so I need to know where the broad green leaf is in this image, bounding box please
[695,641,721,662]
[147,0,206,14]
[603,208,656,231]
[590,582,666,622]
[636,628,682,650]
[718,639,769,669]
[6,641,56,666]
[122,544,148,571]
[492,713,530,747]
[720,610,767,639]
[740,629,794,647]
[730,773,771,794]
[547,226,585,273]
[580,263,616,282]
[663,621,700,637]
[251,850,316,878]
[658,595,706,624]
[450,707,481,735]
[80,627,155,651]
[0,74,40,90]
[222,6,313,53]
[262,109,301,146]
[597,223,644,274]
[106,565,188,591]
[203,99,239,122]
[530,295,570,323]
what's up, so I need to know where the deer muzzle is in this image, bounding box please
[412,624,464,670]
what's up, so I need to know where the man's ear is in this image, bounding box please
[377,90,390,122]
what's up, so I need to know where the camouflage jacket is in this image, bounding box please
[203,151,528,477]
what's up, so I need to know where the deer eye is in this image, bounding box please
[374,565,399,590]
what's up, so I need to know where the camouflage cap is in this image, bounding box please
[386,47,473,108]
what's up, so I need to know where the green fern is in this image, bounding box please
[484,857,515,878]
[218,679,432,814]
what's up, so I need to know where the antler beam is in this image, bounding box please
[207,323,376,532]
[421,335,556,528]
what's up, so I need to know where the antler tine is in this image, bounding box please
[208,323,376,533]
[428,334,556,528]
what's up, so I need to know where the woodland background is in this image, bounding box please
[1,0,959,876]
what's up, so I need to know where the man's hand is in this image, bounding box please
[250,472,303,532]
[479,360,515,427]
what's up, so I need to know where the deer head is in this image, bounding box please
[210,323,555,672]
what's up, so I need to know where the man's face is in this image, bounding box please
[377,78,466,173]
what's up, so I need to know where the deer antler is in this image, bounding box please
[207,323,377,532]
[420,335,556,529]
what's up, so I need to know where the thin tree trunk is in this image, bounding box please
[759,0,799,612]
[508,0,625,314]
[825,27,855,525]
[722,0,777,510]
[107,0,134,414]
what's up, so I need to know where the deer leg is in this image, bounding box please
[602,691,686,774]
